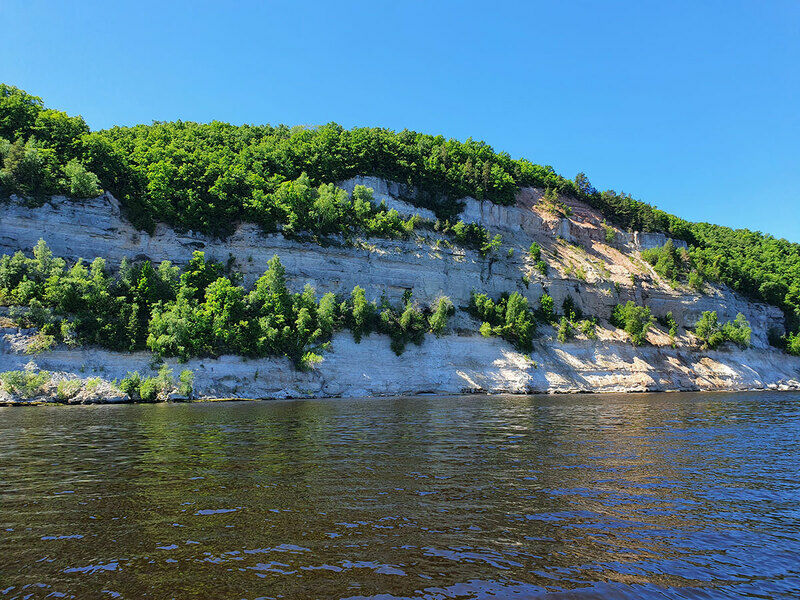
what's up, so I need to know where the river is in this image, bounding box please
[1,392,799,599]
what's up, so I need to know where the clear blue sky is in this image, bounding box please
[3,0,798,241]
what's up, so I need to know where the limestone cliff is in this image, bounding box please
[1,178,798,403]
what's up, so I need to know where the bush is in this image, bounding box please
[119,371,142,399]
[695,311,723,349]
[538,293,554,322]
[562,295,582,321]
[579,319,597,340]
[470,291,536,352]
[557,316,572,342]
[139,377,160,402]
[428,297,454,335]
[63,159,101,198]
[696,311,751,349]
[178,369,194,398]
[378,301,427,355]
[529,242,541,261]
[56,379,82,401]
[788,332,800,356]
[349,285,375,343]
[437,220,501,257]
[0,369,51,398]
[688,270,704,291]
[25,332,55,354]
[611,301,654,346]
[119,366,176,402]
[723,313,751,348]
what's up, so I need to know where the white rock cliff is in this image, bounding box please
[1,179,797,403]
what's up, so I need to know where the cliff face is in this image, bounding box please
[2,328,799,403]
[1,178,797,403]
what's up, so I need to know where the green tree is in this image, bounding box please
[63,159,101,198]
[611,301,654,346]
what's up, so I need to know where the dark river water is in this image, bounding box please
[1,392,799,599]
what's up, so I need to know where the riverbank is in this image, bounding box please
[3,330,799,405]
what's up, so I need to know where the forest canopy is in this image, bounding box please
[1,83,798,342]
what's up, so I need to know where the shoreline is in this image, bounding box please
[4,330,800,406]
[3,331,800,405]
[3,381,799,407]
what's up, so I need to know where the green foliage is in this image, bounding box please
[0,369,51,398]
[436,220,502,257]
[0,138,60,199]
[557,316,573,342]
[348,285,374,343]
[694,311,751,350]
[1,243,453,368]
[118,371,142,399]
[346,290,453,355]
[603,223,616,244]
[529,242,541,261]
[178,369,194,397]
[63,158,101,198]
[540,187,572,216]
[2,85,798,342]
[119,366,177,402]
[579,319,597,340]
[787,332,800,356]
[688,270,704,291]
[611,301,654,346]
[25,332,55,354]
[56,378,82,401]
[723,313,752,348]
[469,291,536,351]
[1,85,44,140]
[538,293,555,322]
[561,295,583,321]
[641,239,693,283]
[661,310,679,343]
[695,311,723,349]
[428,296,454,335]
[689,225,799,334]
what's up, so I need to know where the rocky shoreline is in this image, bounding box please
[3,329,799,406]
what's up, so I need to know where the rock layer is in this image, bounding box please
[1,179,797,403]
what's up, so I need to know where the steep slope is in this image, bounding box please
[1,179,797,403]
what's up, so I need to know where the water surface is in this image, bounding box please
[1,392,799,599]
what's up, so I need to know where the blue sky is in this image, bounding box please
[3,0,798,241]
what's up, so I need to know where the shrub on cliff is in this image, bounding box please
[538,293,554,322]
[611,301,654,346]
[0,242,455,368]
[63,159,101,198]
[428,297,455,335]
[694,311,751,350]
[557,316,573,342]
[787,332,800,356]
[470,291,536,352]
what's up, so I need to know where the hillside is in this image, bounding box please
[1,84,799,403]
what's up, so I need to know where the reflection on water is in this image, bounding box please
[1,392,799,599]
